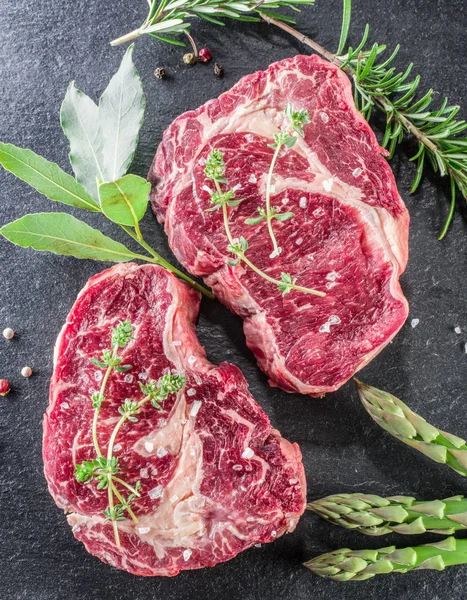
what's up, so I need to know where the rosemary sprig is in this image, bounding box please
[260,0,467,239]
[245,103,309,257]
[204,149,325,297]
[110,0,315,47]
[74,321,186,546]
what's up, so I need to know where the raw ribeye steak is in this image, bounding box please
[150,54,409,396]
[43,263,306,576]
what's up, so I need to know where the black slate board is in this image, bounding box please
[1,0,467,598]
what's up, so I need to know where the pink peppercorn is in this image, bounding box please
[0,379,10,396]
[198,48,212,63]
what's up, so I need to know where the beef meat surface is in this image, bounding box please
[43,263,306,576]
[150,54,409,396]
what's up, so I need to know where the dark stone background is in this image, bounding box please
[1,0,466,598]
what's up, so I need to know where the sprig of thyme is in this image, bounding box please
[110,0,315,47]
[260,0,467,239]
[245,103,309,256]
[74,321,186,546]
[204,149,325,297]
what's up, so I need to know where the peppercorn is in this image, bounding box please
[198,48,212,63]
[183,53,196,65]
[154,67,166,80]
[214,62,224,77]
[0,379,10,396]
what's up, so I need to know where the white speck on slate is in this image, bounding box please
[411,318,420,329]
[242,447,254,459]
[94,371,103,382]
[320,111,329,123]
[255,544,262,548]
[190,400,202,417]
[187,388,196,397]
[157,446,168,458]
[322,178,334,192]
[137,527,150,535]
[183,549,192,561]
[148,485,164,500]
[464,343,467,355]
[249,174,257,184]
[145,441,154,453]
[454,326,461,335]
[299,196,307,208]
[353,168,363,177]
[124,374,134,384]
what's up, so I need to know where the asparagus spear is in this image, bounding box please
[307,494,467,536]
[355,380,467,476]
[304,536,467,581]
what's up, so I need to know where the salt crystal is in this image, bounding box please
[319,315,341,333]
[454,327,461,335]
[173,340,182,347]
[289,478,298,485]
[144,441,154,453]
[188,355,196,366]
[307,254,314,261]
[124,374,134,384]
[242,447,254,459]
[246,516,255,523]
[232,183,242,191]
[281,197,289,205]
[94,371,103,382]
[271,530,277,538]
[157,446,168,458]
[140,468,149,479]
[322,178,334,192]
[190,400,202,417]
[61,402,69,409]
[113,443,122,452]
[269,247,282,259]
[326,282,337,290]
[255,544,262,548]
[246,134,254,143]
[180,418,188,425]
[464,342,467,355]
[232,464,243,471]
[325,271,339,282]
[183,549,192,561]
[170,494,179,504]
[148,485,164,500]
[187,388,196,397]
[201,184,212,194]
[138,372,148,381]
[353,167,363,177]
[137,527,150,535]
[299,197,307,209]
[295,238,303,246]
[313,207,325,218]
[198,158,206,166]
[411,318,420,329]
[158,418,167,428]
[320,111,329,123]
[329,315,341,325]
[190,447,196,456]
[249,174,257,184]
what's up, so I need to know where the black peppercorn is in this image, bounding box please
[214,62,224,77]
[154,67,166,80]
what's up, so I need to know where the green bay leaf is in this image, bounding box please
[0,142,99,211]
[99,45,145,182]
[0,213,137,262]
[61,82,105,200]
[99,174,150,226]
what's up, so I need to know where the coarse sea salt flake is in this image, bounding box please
[137,527,150,535]
[198,158,206,166]
[188,355,196,366]
[269,247,282,259]
[326,271,339,282]
[170,494,179,504]
[173,340,182,346]
[62,402,69,409]
[183,549,192,561]
[94,371,103,382]
[140,468,149,479]
[187,388,196,397]
[158,418,167,428]
[190,400,202,417]
[307,254,314,261]
[113,443,122,452]
[320,111,329,123]
[313,207,325,218]
[295,237,303,246]
[246,516,255,522]
[411,318,420,329]
[148,485,164,500]
[124,373,134,384]
[322,178,334,192]
[353,167,363,177]
[281,197,289,205]
[464,342,467,355]
[201,184,212,194]
[271,530,277,538]
[145,441,154,453]
[242,447,254,459]
[157,446,168,458]
[299,196,307,208]
[249,174,257,184]
[455,327,461,334]
[255,544,262,548]
[138,372,148,380]
[232,464,243,471]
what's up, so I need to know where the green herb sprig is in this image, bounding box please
[110,0,315,47]
[0,46,212,298]
[204,149,325,297]
[245,103,309,257]
[260,0,467,239]
[75,320,186,546]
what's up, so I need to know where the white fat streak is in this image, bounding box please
[190,400,202,417]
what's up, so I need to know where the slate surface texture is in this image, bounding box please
[1,0,467,598]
